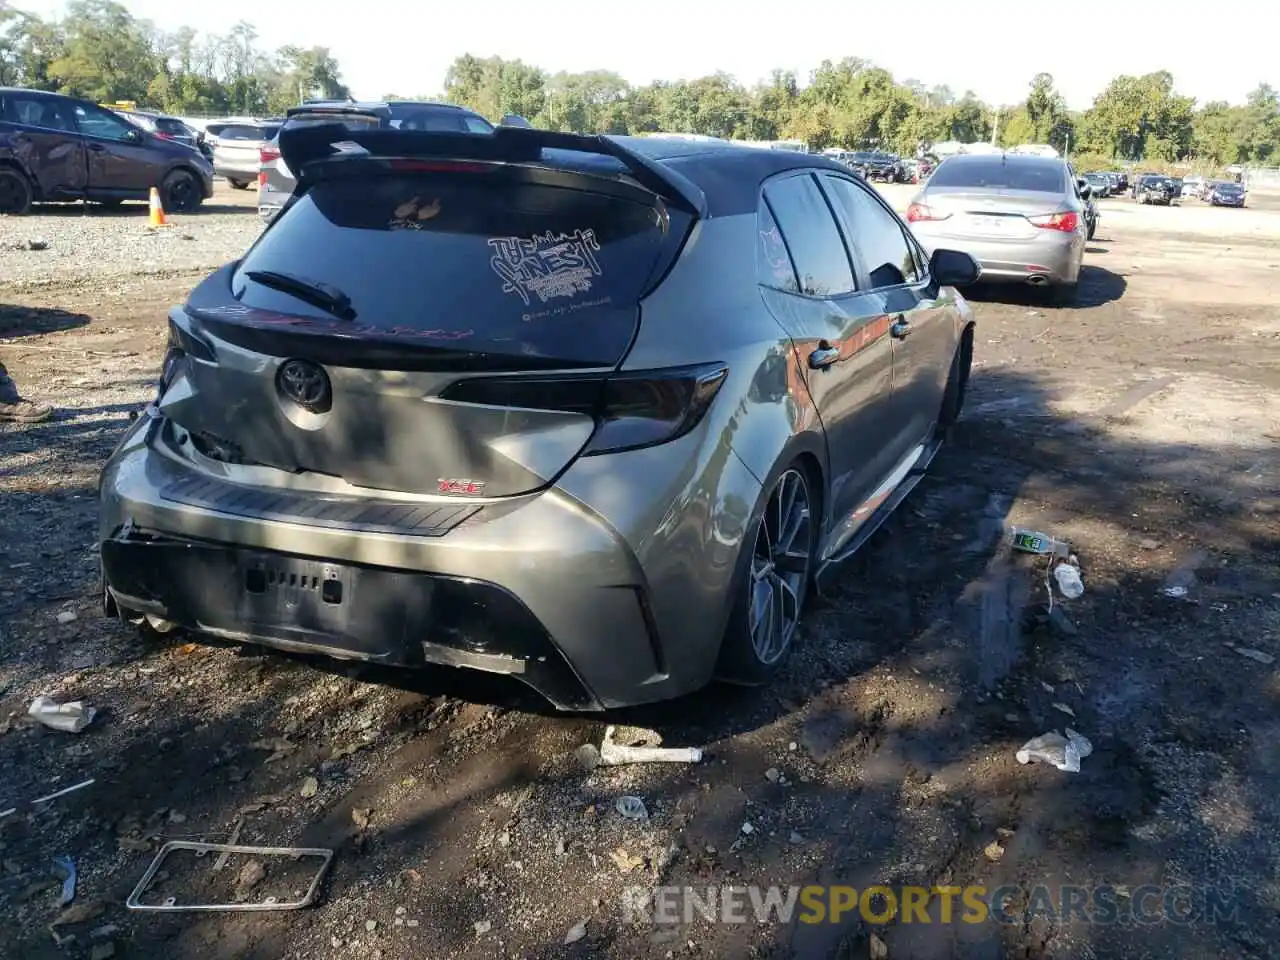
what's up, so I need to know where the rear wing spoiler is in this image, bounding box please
[277,124,708,217]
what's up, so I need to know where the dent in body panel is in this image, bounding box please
[555,419,761,691]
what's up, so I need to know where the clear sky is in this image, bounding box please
[14,0,1276,110]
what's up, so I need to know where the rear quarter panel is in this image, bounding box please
[557,215,823,685]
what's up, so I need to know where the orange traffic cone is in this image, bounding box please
[148,187,169,227]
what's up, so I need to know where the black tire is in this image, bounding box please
[162,169,202,213]
[0,167,34,215]
[716,463,818,686]
[228,179,250,190]
[939,326,974,429]
[1087,218,1096,241]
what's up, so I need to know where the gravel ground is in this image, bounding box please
[0,184,263,292]
[1,185,1279,960]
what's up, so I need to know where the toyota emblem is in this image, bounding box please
[276,359,332,413]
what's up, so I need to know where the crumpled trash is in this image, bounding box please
[1053,562,1084,599]
[615,796,648,820]
[599,725,703,765]
[1015,728,1093,773]
[28,696,96,734]
[52,856,77,906]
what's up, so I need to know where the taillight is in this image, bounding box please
[259,146,280,188]
[155,132,173,140]
[1028,211,1079,233]
[439,363,729,456]
[906,203,949,223]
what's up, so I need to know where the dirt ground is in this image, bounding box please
[1,182,1279,960]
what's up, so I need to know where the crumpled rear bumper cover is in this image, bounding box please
[101,531,599,711]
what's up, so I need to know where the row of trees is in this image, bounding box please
[0,0,348,116]
[3,1,1278,169]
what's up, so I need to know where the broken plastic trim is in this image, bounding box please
[277,123,708,216]
[126,841,334,912]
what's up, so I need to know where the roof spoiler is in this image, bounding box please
[277,123,708,217]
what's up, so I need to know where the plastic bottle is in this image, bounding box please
[1053,562,1084,599]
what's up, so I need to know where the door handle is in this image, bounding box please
[889,316,912,339]
[808,343,840,370]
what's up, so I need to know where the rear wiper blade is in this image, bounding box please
[243,270,356,321]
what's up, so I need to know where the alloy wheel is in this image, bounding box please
[747,468,813,665]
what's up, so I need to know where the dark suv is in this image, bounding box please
[257,100,496,221]
[98,124,981,710]
[0,87,214,215]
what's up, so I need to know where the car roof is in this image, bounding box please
[942,152,1065,166]
[551,136,858,217]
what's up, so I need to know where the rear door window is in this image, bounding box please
[821,175,919,289]
[929,158,1066,193]
[231,173,676,366]
[762,174,856,297]
[2,94,76,132]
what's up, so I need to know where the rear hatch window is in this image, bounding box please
[930,158,1065,193]
[229,172,674,367]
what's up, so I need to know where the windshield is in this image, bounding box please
[928,157,1066,193]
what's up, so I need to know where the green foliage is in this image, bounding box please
[1,3,1277,169]
[0,1,346,115]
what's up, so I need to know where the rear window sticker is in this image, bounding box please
[390,196,441,230]
[488,229,602,306]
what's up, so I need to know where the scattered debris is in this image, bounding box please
[52,856,77,906]
[51,899,106,927]
[352,807,373,830]
[300,776,319,799]
[55,610,78,624]
[1138,538,1161,550]
[365,919,377,933]
[0,778,95,820]
[211,818,245,871]
[234,859,266,898]
[740,822,755,835]
[1162,586,1189,598]
[615,796,648,821]
[870,931,889,959]
[474,919,492,936]
[609,848,645,873]
[89,942,116,960]
[249,737,298,763]
[1052,702,1077,718]
[765,767,781,782]
[1011,528,1069,557]
[1016,729,1094,773]
[26,238,50,252]
[983,841,1005,862]
[1230,646,1276,665]
[789,831,804,844]
[27,695,96,733]
[1053,562,1085,599]
[127,841,334,912]
[565,920,588,944]
[573,743,602,771]
[598,725,703,765]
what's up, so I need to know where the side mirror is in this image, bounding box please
[930,249,981,287]
[1080,184,1092,198]
[499,114,532,129]
[123,127,142,144]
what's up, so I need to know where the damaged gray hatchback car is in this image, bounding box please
[98,124,979,710]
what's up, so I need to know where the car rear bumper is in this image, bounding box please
[99,417,754,710]
[215,162,259,181]
[910,227,1083,285]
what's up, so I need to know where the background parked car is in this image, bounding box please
[906,152,1088,302]
[1134,174,1175,205]
[211,121,280,189]
[112,108,207,157]
[1181,175,1207,199]
[0,87,214,215]
[1207,181,1246,207]
[1084,172,1112,197]
[98,127,980,709]
[257,99,497,221]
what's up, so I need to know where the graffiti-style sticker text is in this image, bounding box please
[488,229,602,306]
